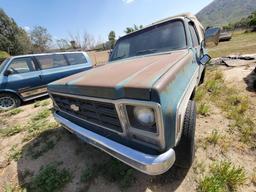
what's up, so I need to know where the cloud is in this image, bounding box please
[23,26,31,32]
[122,0,135,4]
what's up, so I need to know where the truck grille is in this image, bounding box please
[52,94,122,132]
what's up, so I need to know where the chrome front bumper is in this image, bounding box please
[54,112,176,175]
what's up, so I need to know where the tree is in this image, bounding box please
[69,32,95,50]
[124,24,143,34]
[0,9,32,55]
[108,31,116,48]
[82,32,95,50]
[30,26,52,53]
[56,39,70,50]
[248,11,256,27]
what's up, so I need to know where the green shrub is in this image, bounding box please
[198,161,246,192]
[31,109,51,121]
[29,163,72,192]
[0,125,23,137]
[206,130,221,146]
[197,103,210,116]
[100,158,135,189]
[7,108,23,116]
[80,167,94,182]
[8,145,22,162]
[0,51,10,60]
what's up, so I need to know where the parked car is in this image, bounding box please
[48,13,220,175]
[0,52,92,110]
[219,31,232,42]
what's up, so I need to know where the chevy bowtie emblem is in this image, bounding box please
[70,104,79,112]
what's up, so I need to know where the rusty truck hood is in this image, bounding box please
[48,50,189,100]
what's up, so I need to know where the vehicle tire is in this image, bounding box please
[174,100,196,168]
[0,93,21,110]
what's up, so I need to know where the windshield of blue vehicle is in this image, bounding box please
[0,58,10,74]
[110,20,187,61]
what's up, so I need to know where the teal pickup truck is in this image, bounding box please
[48,13,220,175]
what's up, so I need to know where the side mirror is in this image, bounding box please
[4,69,12,76]
[205,27,221,48]
[200,54,211,65]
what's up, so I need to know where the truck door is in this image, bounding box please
[188,22,204,82]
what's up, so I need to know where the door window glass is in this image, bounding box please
[65,53,87,65]
[8,58,35,74]
[36,54,68,69]
[189,23,200,47]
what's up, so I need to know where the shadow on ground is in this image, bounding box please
[17,127,189,192]
[244,67,256,92]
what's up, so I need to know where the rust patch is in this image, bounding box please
[53,50,188,90]
[153,52,193,92]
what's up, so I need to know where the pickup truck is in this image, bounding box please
[48,13,220,175]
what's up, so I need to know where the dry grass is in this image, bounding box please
[196,68,256,146]
[209,31,256,58]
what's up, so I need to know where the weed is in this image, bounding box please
[195,87,206,102]
[0,125,23,137]
[7,108,23,116]
[41,100,50,106]
[206,130,221,146]
[30,140,55,159]
[23,109,59,141]
[202,69,255,146]
[193,161,206,174]
[8,145,22,162]
[198,161,246,192]
[205,79,223,95]
[197,103,210,116]
[3,183,26,192]
[80,167,94,182]
[27,132,61,159]
[252,168,256,185]
[31,108,51,121]
[100,158,135,189]
[28,162,72,192]
[33,101,41,108]
[34,100,50,108]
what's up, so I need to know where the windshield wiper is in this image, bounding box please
[136,49,157,56]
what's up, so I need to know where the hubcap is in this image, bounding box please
[0,96,15,110]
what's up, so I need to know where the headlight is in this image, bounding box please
[125,105,157,133]
[134,106,155,126]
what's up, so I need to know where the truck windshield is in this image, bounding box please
[0,58,10,74]
[110,20,186,61]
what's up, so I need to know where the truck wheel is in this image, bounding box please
[174,100,196,168]
[0,93,21,110]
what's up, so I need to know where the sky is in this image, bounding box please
[0,0,213,43]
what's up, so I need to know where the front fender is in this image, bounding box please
[151,52,199,149]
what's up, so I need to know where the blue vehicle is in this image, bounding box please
[49,14,220,175]
[0,51,92,110]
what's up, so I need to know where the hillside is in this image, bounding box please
[196,0,256,27]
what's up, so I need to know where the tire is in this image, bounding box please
[0,93,21,110]
[174,100,196,168]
